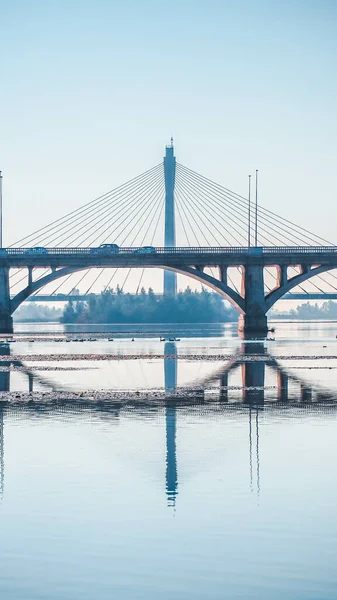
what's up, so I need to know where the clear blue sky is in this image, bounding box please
[1,0,336,249]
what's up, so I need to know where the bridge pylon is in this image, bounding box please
[163,140,177,296]
[238,264,268,335]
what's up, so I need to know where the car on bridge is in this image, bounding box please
[90,244,120,254]
[133,246,157,254]
[23,247,48,255]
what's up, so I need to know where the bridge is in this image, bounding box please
[1,141,336,333]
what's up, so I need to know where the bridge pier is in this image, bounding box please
[0,267,13,334]
[239,264,268,335]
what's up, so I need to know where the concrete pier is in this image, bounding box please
[239,264,268,335]
[0,267,13,333]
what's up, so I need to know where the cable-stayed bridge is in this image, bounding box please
[1,141,336,333]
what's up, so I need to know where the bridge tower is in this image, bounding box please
[163,140,177,296]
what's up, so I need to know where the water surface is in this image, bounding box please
[0,321,337,598]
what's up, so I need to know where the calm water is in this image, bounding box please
[1,321,337,598]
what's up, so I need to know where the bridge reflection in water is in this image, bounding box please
[163,341,265,507]
[0,341,336,507]
[162,340,337,506]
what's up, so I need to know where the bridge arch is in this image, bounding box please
[265,264,337,311]
[10,267,87,313]
[10,263,337,326]
[10,265,245,314]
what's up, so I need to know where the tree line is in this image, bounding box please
[273,300,337,320]
[61,287,238,324]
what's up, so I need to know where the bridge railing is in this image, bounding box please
[1,246,336,256]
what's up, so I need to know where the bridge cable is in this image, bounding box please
[9,167,164,288]
[87,184,164,295]
[120,186,165,292]
[10,163,163,247]
[175,186,239,291]
[175,178,241,246]
[175,194,192,247]
[45,167,164,248]
[177,165,287,247]
[135,192,165,294]
[47,177,165,295]
[177,163,334,247]
[175,178,245,289]
[177,165,299,247]
[74,174,164,249]
[175,179,239,291]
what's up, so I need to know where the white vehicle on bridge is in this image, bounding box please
[90,244,120,254]
[133,246,157,254]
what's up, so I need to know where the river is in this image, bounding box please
[0,321,337,599]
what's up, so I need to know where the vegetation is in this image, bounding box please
[14,303,63,322]
[61,287,237,324]
[272,301,337,320]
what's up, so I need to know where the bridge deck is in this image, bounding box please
[1,246,337,268]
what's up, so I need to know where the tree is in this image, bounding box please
[61,288,238,324]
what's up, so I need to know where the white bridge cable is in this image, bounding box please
[178,164,297,246]
[179,175,291,248]
[175,193,192,247]
[40,166,164,248]
[176,174,295,291]
[174,188,201,246]
[176,176,254,246]
[42,177,165,295]
[175,179,240,246]
[175,179,250,291]
[119,182,165,247]
[87,183,165,294]
[177,164,337,294]
[178,165,304,249]
[174,179,238,289]
[73,173,164,249]
[177,165,304,247]
[175,186,239,290]
[58,182,164,295]
[10,164,163,248]
[49,271,87,296]
[175,179,238,246]
[177,163,334,247]
[10,168,164,295]
[177,170,330,293]
[9,166,163,287]
[135,193,166,293]
[177,164,292,245]
[120,185,165,292]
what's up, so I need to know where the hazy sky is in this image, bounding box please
[1,0,337,293]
